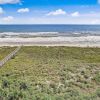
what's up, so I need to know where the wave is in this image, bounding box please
[0,32,100,38]
[0,32,59,35]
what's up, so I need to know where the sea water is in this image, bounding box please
[0,25,100,37]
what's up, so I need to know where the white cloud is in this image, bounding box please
[2,16,14,22]
[0,0,20,4]
[17,8,30,13]
[98,0,100,4]
[46,9,66,16]
[91,19,100,24]
[0,7,4,14]
[71,12,80,17]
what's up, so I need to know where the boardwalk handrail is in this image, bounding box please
[0,46,21,67]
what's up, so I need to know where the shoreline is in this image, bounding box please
[0,36,100,47]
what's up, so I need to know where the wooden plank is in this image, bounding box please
[0,46,21,67]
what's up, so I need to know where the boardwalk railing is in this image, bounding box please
[0,46,21,67]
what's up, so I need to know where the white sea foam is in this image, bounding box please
[72,32,81,35]
[0,32,59,35]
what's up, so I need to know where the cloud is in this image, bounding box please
[0,0,20,4]
[2,16,14,22]
[0,7,4,14]
[71,12,80,17]
[98,0,100,4]
[91,19,100,24]
[46,9,66,16]
[17,8,30,13]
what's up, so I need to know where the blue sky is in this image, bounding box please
[0,0,100,24]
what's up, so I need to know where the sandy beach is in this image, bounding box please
[0,36,100,47]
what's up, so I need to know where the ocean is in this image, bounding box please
[0,25,100,37]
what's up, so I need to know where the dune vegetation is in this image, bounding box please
[0,46,100,100]
[0,47,16,61]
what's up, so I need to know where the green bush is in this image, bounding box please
[2,80,10,88]
[20,82,28,90]
[93,73,100,84]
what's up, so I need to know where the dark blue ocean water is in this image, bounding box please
[0,25,100,36]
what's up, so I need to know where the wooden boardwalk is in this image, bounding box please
[0,46,21,67]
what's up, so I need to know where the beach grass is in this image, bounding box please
[0,46,100,100]
[0,47,16,60]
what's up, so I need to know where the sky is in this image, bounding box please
[0,0,100,24]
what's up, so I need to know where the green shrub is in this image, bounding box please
[20,82,28,90]
[93,73,100,84]
[7,91,24,100]
[96,89,100,97]
[2,80,10,88]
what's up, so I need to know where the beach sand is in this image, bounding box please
[0,36,100,47]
